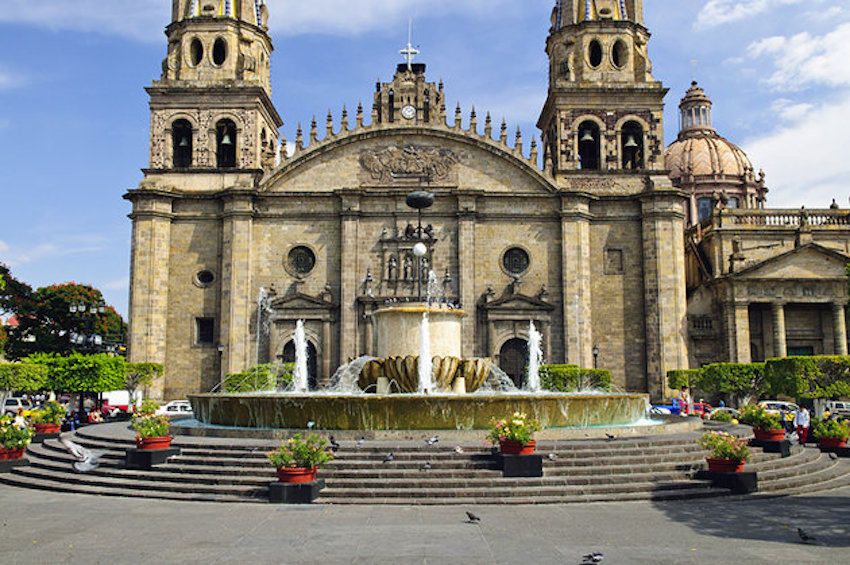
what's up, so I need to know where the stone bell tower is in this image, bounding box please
[538,0,665,174]
[148,0,282,174]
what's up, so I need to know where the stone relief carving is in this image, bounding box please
[359,145,458,182]
[239,111,256,168]
[150,112,167,168]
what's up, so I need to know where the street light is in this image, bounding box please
[592,344,599,369]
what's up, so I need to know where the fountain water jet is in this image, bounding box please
[293,320,309,392]
[525,321,543,392]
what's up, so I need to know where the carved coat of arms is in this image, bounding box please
[359,145,458,182]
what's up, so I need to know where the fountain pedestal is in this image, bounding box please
[372,305,466,359]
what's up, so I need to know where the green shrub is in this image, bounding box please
[224,363,294,393]
[667,369,701,391]
[0,414,34,448]
[539,365,612,392]
[812,419,850,441]
[765,356,850,399]
[709,410,733,423]
[266,433,335,469]
[132,414,171,438]
[25,353,125,393]
[699,362,766,404]
[28,401,66,425]
[738,404,782,431]
[0,362,49,393]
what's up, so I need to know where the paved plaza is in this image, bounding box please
[1,483,848,564]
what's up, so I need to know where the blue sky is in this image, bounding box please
[1,0,848,319]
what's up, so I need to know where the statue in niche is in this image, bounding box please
[403,255,412,280]
[404,223,416,239]
[387,255,398,280]
[423,224,434,239]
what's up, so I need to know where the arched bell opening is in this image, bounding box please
[282,339,318,391]
[621,121,644,170]
[172,119,193,168]
[577,121,601,170]
[216,119,237,168]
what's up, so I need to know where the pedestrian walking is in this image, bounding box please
[793,406,810,445]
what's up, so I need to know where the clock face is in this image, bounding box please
[401,105,416,120]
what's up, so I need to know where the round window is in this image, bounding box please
[212,38,227,66]
[502,247,530,275]
[194,270,215,287]
[288,246,316,275]
[189,38,203,66]
[588,39,603,68]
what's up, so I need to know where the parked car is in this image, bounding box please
[825,401,850,418]
[651,400,681,415]
[3,397,33,416]
[758,401,798,422]
[155,400,193,418]
[689,402,713,417]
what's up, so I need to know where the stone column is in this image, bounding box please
[126,193,173,400]
[338,194,361,362]
[219,193,254,377]
[833,303,848,356]
[728,301,751,363]
[457,195,477,357]
[640,181,689,399]
[560,195,592,367]
[771,302,787,358]
[322,319,332,387]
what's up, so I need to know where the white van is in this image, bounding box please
[826,401,850,417]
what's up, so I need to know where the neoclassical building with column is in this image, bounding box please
[125,1,848,402]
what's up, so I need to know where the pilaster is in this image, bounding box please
[219,192,254,377]
[560,195,592,366]
[457,194,477,357]
[833,303,848,356]
[771,302,787,358]
[338,193,361,361]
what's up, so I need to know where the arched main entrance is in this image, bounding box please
[282,340,318,390]
[499,338,527,389]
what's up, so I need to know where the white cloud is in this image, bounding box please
[746,22,850,91]
[0,67,26,90]
[695,0,803,30]
[1,239,106,266]
[744,93,850,208]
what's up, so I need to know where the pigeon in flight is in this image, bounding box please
[582,552,604,563]
[60,438,105,473]
[797,528,816,543]
[465,511,481,523]
[426,435,439,446]
[383,452,394,463]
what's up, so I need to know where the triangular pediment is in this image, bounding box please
[734,243,850,281]
[270,293,334,310]
[482,293,555,311]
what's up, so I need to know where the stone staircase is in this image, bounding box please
[1,423,848,504]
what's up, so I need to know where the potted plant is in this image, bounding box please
[266,433,335,483]
[0,414,34,460]
[132,413,173,450]
[487,412,543,455]
[812,419,850,449]
[29,401,66,434]
[697,431,750,473]
[739,404,784,441]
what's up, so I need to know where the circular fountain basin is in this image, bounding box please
[188,392,649,431]
[372,305,466,358]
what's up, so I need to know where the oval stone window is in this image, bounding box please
[588,39,603,68]
[288,246,316,275]
[194,269,215,288]
[190,38,204,66]
[503,247,530,275]
[612,39,628,68]
[212,38,227,66]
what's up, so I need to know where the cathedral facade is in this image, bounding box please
[126,1,849,402]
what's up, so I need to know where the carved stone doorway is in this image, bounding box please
[282,340,318,390]
[499,338,527,389]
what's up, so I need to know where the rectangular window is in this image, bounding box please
[196,317,215,345]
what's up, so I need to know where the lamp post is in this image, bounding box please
[592,344,599,369]
[68,300,107,421]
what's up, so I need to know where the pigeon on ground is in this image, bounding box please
[605,433,615,440]
[382,452,394,463]
[426,434,439,446]
[328,435,340,452]
[454,446,464,454]
[582,552,604,563]
[465,511,481,523]
[828,452,838,460]
[548,453,558,461]
[421,461,431,471]
[797,528,816,543]
[356,436,365,448]
[59,438,105,473]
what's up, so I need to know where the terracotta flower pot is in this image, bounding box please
[136,435,173,450]
[276,466,318,483]
[752,428,785,441]
[706,457,745,473]
[34,423,61,434]
[499,439,536,455]
[817,437,847,449]
[0,447,26,460]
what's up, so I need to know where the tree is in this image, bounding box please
[0,266,125,360]
[125,362,163,400]
[0,361,49,406]
[765,356,850,399]
[699,362,767,406]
